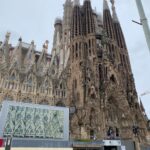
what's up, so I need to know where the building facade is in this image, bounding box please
[0,0,149,143]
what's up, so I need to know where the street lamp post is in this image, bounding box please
[135,0,150,52]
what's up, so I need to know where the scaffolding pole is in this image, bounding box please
[135,0,150,52]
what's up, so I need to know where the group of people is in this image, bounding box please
[107,127,119,139]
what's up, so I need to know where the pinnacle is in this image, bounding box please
[103,0,109,10]
[18,37,22,42]
[110,0,119,22]
[112,10,119,23]
[5,32,11,39]
[73,0,80,6]
[65,0,72,5]
[31,40,34,45]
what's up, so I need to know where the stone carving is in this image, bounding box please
[89,85,97,99]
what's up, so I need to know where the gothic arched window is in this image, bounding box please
[39,100,49,105]
[74,79,77,89]
[99,64,103,81]
[72,45,74,61]
[90,130,95,140]
[75,43,78,58]
[45,80,49,88]
[110,75,116,83]
[10,73,16,81]
[89,39,91,48]
[56,101,65,107]
[84,43,88,56]
[60,83,62,89]
[28,77,32,87]
[79,42,82,58]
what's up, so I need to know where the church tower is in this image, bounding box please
[69,0,84,107]
[1,33,11,67]
[62,0,73,68]
[68,0,103,139]
[67,0,148,141]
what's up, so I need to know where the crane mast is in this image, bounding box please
[135,0,150,52]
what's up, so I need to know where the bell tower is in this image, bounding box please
[62,0,73,68]
[67,0,103,140]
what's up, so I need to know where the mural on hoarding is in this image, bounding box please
[3,105,64,139]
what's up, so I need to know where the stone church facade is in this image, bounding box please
[0,0,149,142]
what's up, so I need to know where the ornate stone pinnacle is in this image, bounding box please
[43,40,49,49]
[110,0,115,5]
[110,0,119,22]
[66,0,71,2]
[73,0,80,6]
[31,40,34,45]
[5,32,11,39]
[103,0,109,10]
[45,40,49,45]
[110,0,115,11]
[18,37,22,42]
[0,41,2,46]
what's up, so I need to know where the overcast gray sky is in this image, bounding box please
[0,0,150,117]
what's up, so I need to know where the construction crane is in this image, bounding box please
[135,0,150,52]
[140,91,150,97]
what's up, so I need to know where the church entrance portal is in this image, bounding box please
[104,146,117,150]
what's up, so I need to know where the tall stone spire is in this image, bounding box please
[62,0,73,70]
[63,0,72,32]
[110,0,126,48]
[3,32,11,64]
[4,32,10,44]
[52,18,62,48]
[38,40,49,66]
[62,0,72,42]
[73,0,80,6]
[103,0,115,39]
[103,0,109,10]
[110,0,119,22]
[110,0,131,72]
[83,0,95,35]
[71,0,82,38]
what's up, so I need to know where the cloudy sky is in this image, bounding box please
[0,0,150,117]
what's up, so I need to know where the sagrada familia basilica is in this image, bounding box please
[0,0,149,142]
